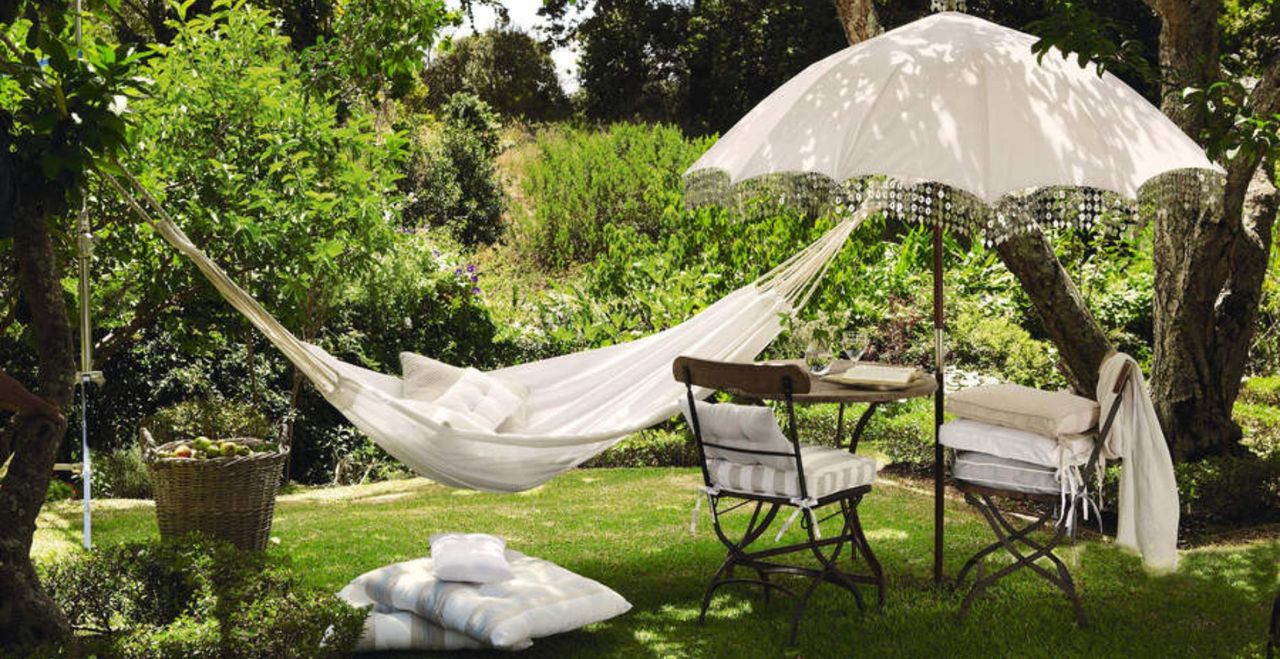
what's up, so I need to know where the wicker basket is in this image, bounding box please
[143,431,289,551]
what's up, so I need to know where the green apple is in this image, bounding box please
[220,442,238,457]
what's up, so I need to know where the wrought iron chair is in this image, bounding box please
[673,356,885,645]
[953,361,1134,627]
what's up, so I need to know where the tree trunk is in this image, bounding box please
[995,230,1114,395]
[1146,0,1279,459]
[0,204,76,650]
[832,0,880,45]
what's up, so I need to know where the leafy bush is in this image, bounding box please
[143,398,276,446]
[45,479,75,503]
[863,399,937,470]
[1174,454,1280,530]
[94,445,154,499]
[401,94,506,245]
[514,123,715,267]
[582,428,699,468]
[949,306,1064,390]
[40,535,366,658]
[419,29,570,122]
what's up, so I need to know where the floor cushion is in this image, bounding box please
[940,419,1094,468]
[706,445,876,499]
[338,550,631,651]
[952,450,1062,496]
[947,383,1099,438]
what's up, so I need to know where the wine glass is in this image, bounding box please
[843,331,870,363]
[804,340,833,375]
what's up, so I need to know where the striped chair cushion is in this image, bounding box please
[706,445,876,499]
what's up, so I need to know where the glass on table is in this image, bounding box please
[842,331,871,362]
[804,341,833,375]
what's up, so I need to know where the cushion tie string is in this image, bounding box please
[775,497,820,542]
[690,485,721,535]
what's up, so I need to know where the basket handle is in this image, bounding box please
[140,427,158,461]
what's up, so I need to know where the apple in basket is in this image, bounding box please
[171,444,193,459]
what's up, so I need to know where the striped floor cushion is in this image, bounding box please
[952,450,1062,495]
[338,550,631,651]
[706,445,876,499]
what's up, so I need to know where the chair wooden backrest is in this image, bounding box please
[672,356,812,500]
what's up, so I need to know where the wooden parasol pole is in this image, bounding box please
[932,224,945,583]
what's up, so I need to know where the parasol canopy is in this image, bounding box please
[685,11,1224,240]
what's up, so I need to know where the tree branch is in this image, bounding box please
[832,0,880,46]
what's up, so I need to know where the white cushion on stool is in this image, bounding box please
[940,419,1093,468]
[953,451,1061,495]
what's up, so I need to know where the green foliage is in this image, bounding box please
[94,444,153,499]
[864,399,936,470]
[93,1,404,349]
[555,0,847,134]
[44,478,73,502]
[300,0,452,103]
[950,306,1064,389]
[420,29,569,122]
[1173,454,1280,530]
[142,398,275,445]
[400,93,506,244]
[514,123,715,267]
[582,428,699,468]
[40,534,366,658]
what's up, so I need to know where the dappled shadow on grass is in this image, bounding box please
[35,468,1280,658]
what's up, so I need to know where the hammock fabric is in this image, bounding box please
[104,169,868,492]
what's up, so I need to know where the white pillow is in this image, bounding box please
[337,550,632,651]
[434,368,526,432]
[947,383,1099,438]
[679,397,797,470]
[340,582,484,652]
[400,351,466,401]
[429,533,514,583]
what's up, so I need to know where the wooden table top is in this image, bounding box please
[736,359,938,404]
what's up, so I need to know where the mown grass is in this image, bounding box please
[34,468,1278,658]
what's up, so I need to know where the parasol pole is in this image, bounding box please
[932,224,945,583]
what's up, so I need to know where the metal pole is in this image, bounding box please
[932,224,945,584]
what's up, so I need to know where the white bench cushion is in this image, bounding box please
[948,383,1099,438]
[707,445,876,499]
[940,419,1093,468]
[953,450,1061,495]
[679,398,796,470]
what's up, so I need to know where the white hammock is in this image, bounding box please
[104,169,868,492]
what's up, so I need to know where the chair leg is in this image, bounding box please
[957,493,1087,626]
[843,498,885,608]
[701,498,781,623]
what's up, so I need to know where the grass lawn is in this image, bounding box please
[34,468,1278,658]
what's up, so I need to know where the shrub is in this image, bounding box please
[949,306,1065,390]
[401,94,506,245]
[143,398,277,446]
[1174,454,1280,530]
[582,428,700,468]
[40,535,366,658]
[94,445,154,499]
[45,479,75,503]
[864,399,936,470]
[419,29,570,122]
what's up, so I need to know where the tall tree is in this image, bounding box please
[0,0,145,648]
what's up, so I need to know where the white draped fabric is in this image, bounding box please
[1098,353,1181,572]
[105,168,869,492]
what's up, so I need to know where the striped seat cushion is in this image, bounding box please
[706,445,876,499]
[953,450,1062,495]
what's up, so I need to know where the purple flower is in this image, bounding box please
[471,287,481,294]
[470,275,479,283]
[454,268,463,276]
[432,250,440,257]
[466,264,476,273]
